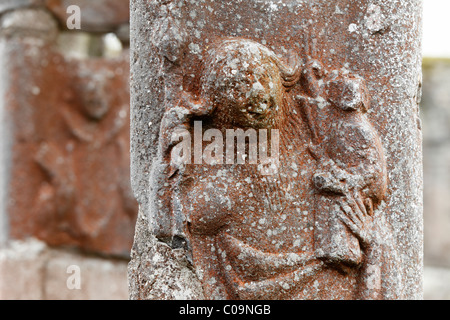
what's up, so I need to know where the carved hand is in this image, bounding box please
[337,193,376,249]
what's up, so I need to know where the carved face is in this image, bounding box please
[229,62,284,128]
[202,40,285,128]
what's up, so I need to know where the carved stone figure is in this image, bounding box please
[129,0,423,301]
[147,37,398,299]
[297,61,388,270]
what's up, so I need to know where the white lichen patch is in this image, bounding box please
[348,23,358,33]
[365,4,386,33]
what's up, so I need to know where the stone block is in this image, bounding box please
[424,266,450,300]
[0,239,129,300]
[0,0,45,14]
[0,239,48,300]
[44,249,129,300]
[129,0,423,300]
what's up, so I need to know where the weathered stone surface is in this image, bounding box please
[0,3,135,300]
[0,7,58,41]
[0,8,137,257]
[129,0,423,300]
[128,209,205,300]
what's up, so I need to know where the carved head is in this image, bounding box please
[201,39,300,128]
[325,74,370,113]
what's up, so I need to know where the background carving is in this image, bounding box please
[0,1,135,299]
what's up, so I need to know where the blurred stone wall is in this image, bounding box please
[0,1,134,300]
[421,58,450,300]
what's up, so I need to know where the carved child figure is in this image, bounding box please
[297,62,388,269]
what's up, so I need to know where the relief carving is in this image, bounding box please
[29,56,138,255]
[149,37,400,299]
[297,60,388,270]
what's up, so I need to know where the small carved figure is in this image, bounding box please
[297,61,388,269]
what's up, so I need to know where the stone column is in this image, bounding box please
[128,0,423,300]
